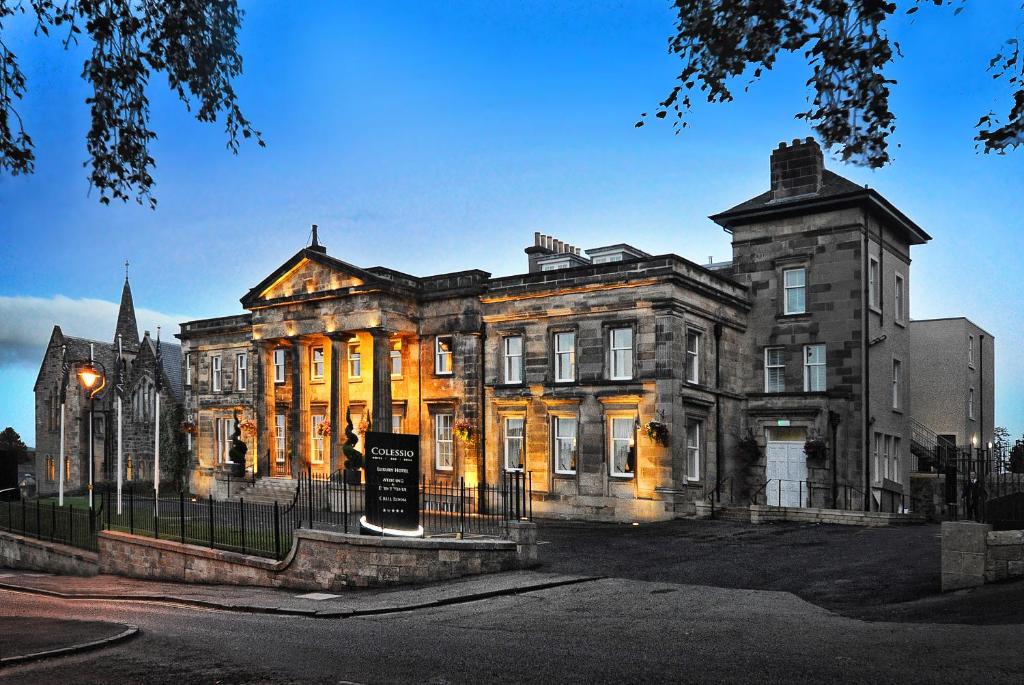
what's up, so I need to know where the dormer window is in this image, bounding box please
[541,261,571,271]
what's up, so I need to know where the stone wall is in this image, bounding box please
[941,521,1024,591]
[0,531,99,576]
[98,522,538,589]
[694,502,925,527]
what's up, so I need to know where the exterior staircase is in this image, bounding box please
[227,477,299,506]
[910,418,955,472]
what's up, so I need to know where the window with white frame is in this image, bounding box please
[892,437,901,482]
[435,413,454,470]
[504,416,525,471]
[783,268,806,315]
[874,432,882,482]
[883,434,891,480]
[349,344,361,379]
[968,335,975,367]
[236,352,247,391]
[609,327,633,380]
[554,331,575,382]
[435,336,453,375]
[553,416,577,475]
[275,414,286,463]
[214,417,231,463]
[311,347,324,381]
[390,342,402,377]
[764,347,785,393]
[686,331,701,383]
[311,414,325,464]
[504,336,523,384]
[803,344,826,392]
[969,388,975,420]
[892,359,902,410]
[273,349,286,383]
[894,274,905,323]
[686,419,702,481]
[211,355,222,392]
[869,256,880,308]
[609,415,636,477]
[392,411,404,434]
[185,352,192,386]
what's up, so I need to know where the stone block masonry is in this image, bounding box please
[941,521,1024,591]
[0,531,99,576]
[98,522,539,590]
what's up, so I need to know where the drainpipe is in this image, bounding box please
[714,322,723,503]
[863,210,872,512]
[979,333,985,450]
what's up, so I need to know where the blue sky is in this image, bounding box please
[1,1,1022,445]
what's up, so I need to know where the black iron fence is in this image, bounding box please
[745,478,907,513]
[0,497,101,551]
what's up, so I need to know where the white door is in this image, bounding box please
[766,440,808,507]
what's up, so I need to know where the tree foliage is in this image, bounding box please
[639,1,1024,167]
[0,0,263,208]
[0,426,27,456]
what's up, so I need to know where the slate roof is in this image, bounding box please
[155,339,183,402]
[716,170,865,216]
[63,335,118,398]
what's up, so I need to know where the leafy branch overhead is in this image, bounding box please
[638,0,1024,167]
[0,0,263,208]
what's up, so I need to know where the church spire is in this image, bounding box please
[114,262,140,353]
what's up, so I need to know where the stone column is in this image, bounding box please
[254,341,273,478]
[328,333,352,472]
[289,340,308,479]
[370,329,393,433]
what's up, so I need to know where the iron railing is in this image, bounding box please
[0,497,101,551]
[748,478,907,513]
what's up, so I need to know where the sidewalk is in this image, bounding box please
[0,616,138,665]
[0,570,596,618]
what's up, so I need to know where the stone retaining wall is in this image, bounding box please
[98,521,538,590]
[694,502,926,526]
[0,531,99,576]
[941,521,1024,591]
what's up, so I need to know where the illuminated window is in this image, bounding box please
[273,349,286,383]
[236,353,247,391]
[784,268,806,315]
[435,336,453,375]
[390,341,402,378]
[804,344,826,392]
[764,347,785,393]
[311,347,324,381]
[45,457,55,482]
[504,417,525,472]
[554,332,575,382]
[64,456,71,483]
[311,414,325,464]
[214,418,231,463]
[275,414,286,463]
[609,416,636,478]
[435,413,454,470]
[553,416,577,475]
[349,344,361,379]
[609,328,633,380]
[503,336,523,384]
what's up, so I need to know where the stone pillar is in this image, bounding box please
[290,340,308,479]
[254,341,274,478]
[370,329,393,433]
[941,520,991,591]
[328,333,352,472]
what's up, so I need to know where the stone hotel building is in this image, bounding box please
[178,138,990,521]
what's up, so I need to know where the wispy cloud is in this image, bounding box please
[0,294,192,367]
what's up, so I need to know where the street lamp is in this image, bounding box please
[77,358,106,509]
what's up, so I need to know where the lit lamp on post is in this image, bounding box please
[78,358,107,509]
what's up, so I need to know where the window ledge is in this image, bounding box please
[349,378,363,383]
[778,312,810,320]
[553,472,576,479]
[609,474,635,480]
[894,320,906,329]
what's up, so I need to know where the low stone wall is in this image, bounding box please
[942,521,1024,591]
[530,493,674,523]
[99,521,538,590]
[694,502,926,526]
[0,531,99,576]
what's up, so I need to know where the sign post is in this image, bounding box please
[360,431,422,537]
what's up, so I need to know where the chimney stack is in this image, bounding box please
[770,137,823,201]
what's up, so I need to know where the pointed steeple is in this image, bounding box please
[114,262,140,353]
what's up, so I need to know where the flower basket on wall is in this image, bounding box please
[804,437,828,462]
[453,418,476,444]
[644,420,670,447]
[239,419,257,438]
[179,420,197,436]
[316,420,331,438]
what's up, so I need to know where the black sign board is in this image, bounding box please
[363,431,421,536]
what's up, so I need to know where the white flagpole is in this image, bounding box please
[117,335,123,515]
[58,402,65,506]
[154,326,161,504]
[88,342,94,509]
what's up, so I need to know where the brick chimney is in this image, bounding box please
[770,137,824,201]
[525,233,583,272]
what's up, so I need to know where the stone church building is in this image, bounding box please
[177,138,991,521]
[33,276,183,495]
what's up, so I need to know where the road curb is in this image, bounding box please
[0,576,602,619]
[0,623,139,667]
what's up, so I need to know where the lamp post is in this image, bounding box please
[77,351,107,509]
[828,410,841,509]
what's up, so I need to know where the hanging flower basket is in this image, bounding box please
[316,420,332,437]
[644,420,670,447]
[453,418,476,444]
[804,437,828,461]
[179,420,197,436]
[358,416,370,435]
[239,419,257,437]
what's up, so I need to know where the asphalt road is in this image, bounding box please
[3,579,1023,684]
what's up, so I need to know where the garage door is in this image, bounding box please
[766,430,808,508]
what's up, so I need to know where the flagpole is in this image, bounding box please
[58,345,67,506]
[154,327,161,505]
[117,335,123,515]
[88,342,94,510]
